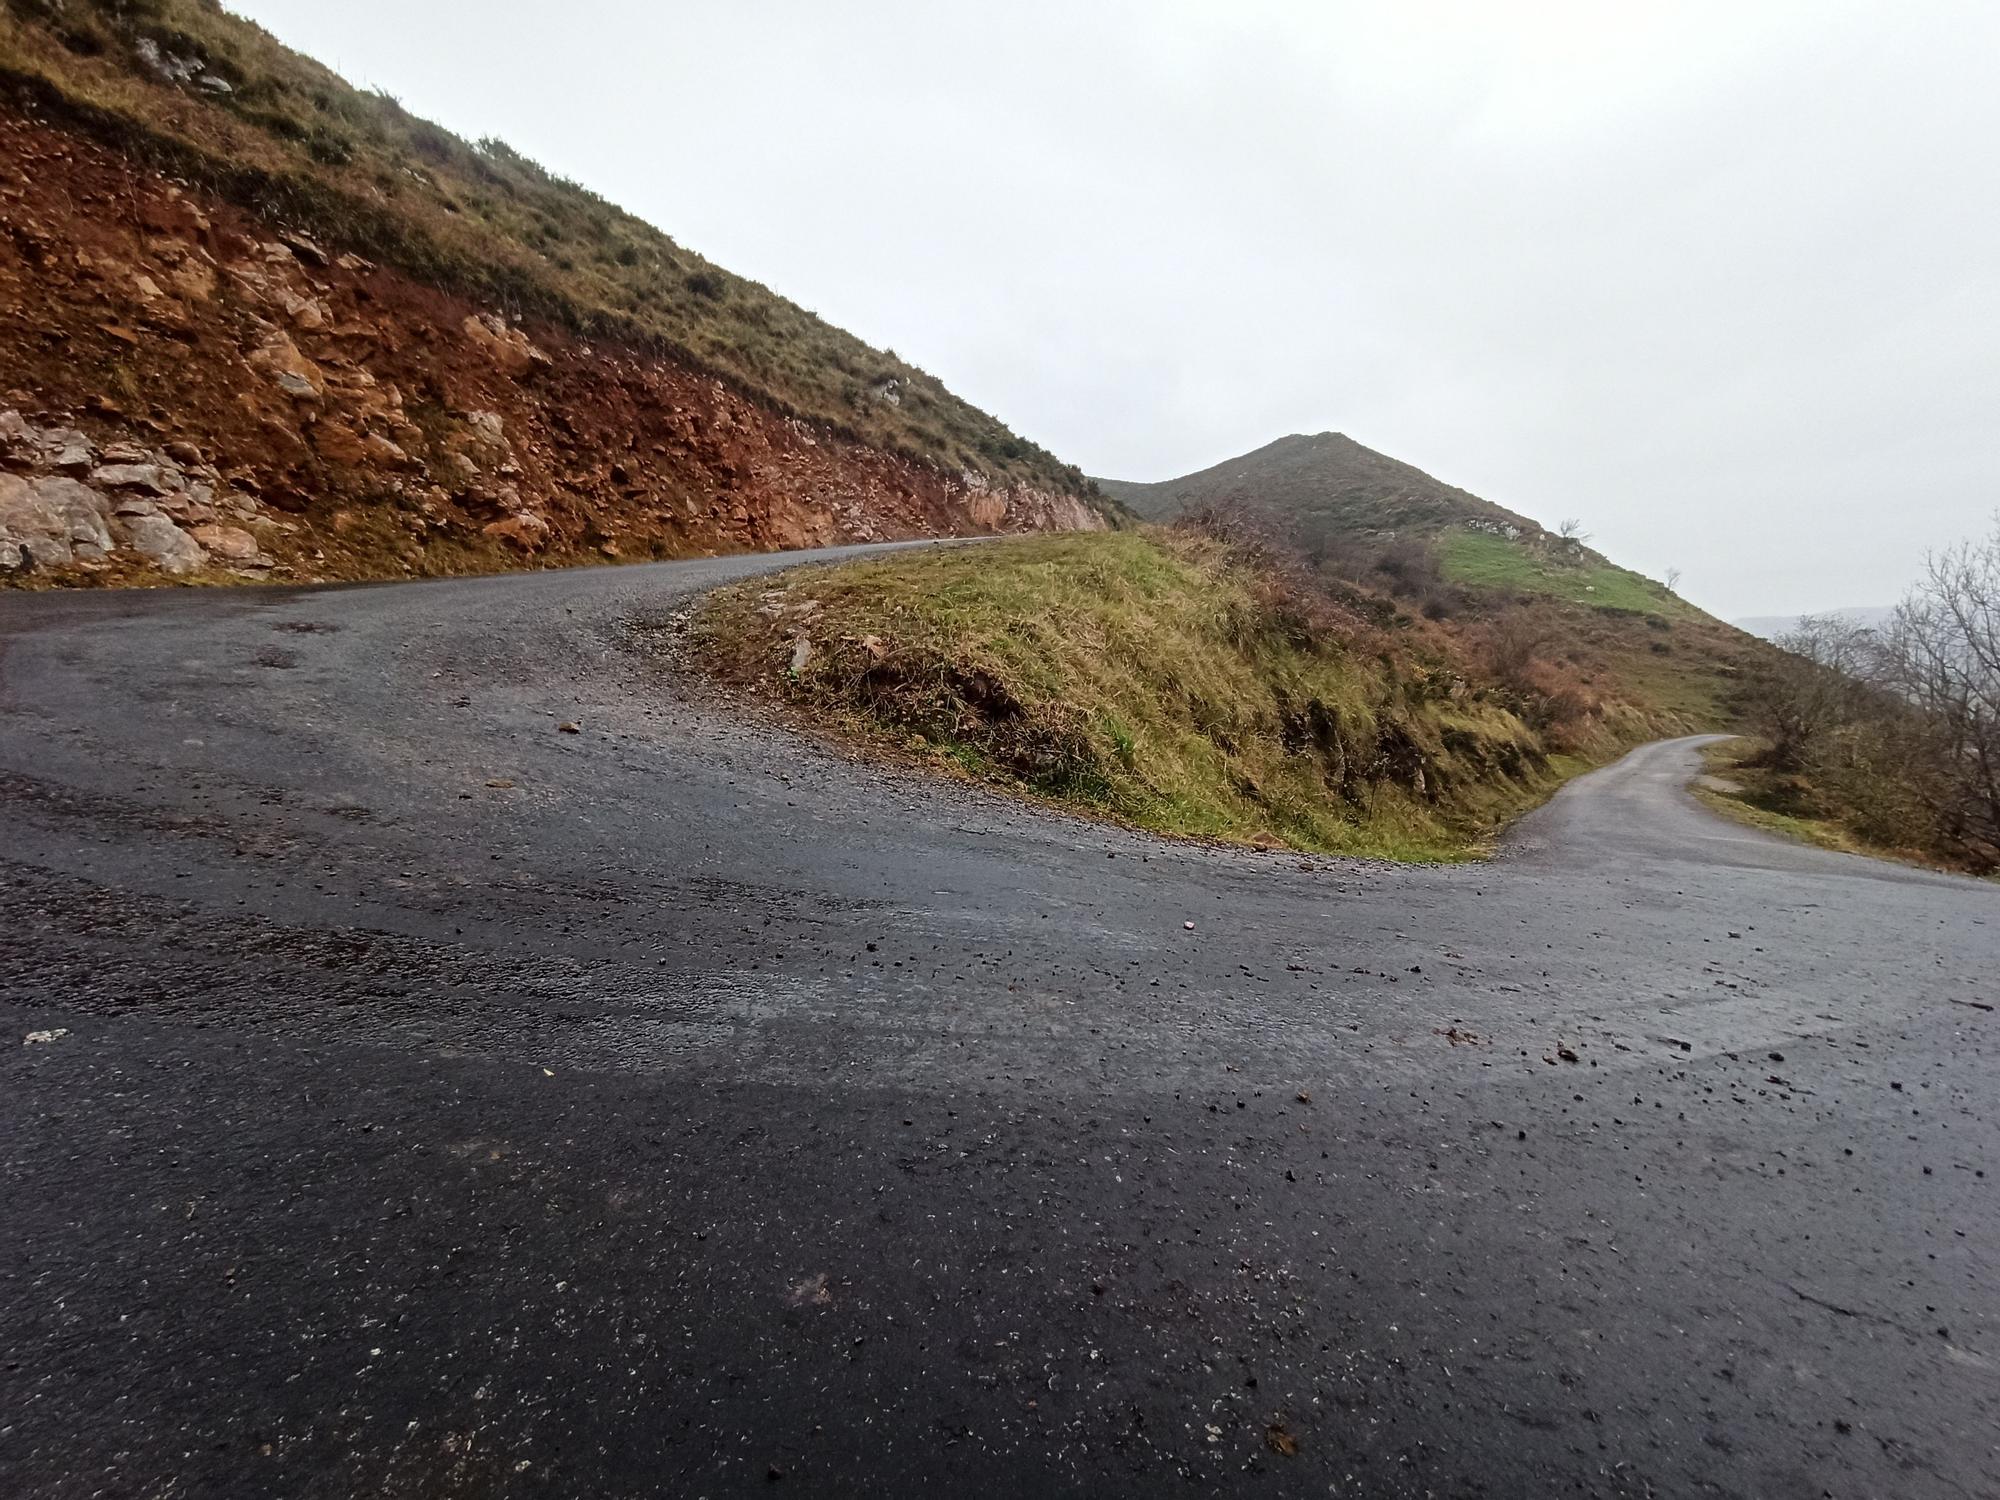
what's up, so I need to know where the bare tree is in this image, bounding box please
[1738,518,2000,870]
[1761,613,1886,771]
[1552,518,1591,564]
[1878,518,2000,865]
[1665,566,1683,593]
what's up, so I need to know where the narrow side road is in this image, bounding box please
[2,548,1994,1499]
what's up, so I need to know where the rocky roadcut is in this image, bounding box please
[0,110,1102,588]
[0,410,274,576]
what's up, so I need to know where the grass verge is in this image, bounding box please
[696,533,1643,860]
[1690,739,1969,872]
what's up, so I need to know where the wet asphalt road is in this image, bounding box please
[1,545,1996,1500]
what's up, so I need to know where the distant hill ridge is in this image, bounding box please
[1097,430,1766,742]
[1096,432,1548,544]
[1734,607,1896,641]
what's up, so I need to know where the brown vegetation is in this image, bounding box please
[1736,521,2000,872]
[697,530,1579,859]
[1166,494,1751,752]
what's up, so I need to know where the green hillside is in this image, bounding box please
[1097,432,1532,535]
[702,436,1781,859]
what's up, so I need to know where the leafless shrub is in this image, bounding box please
[1758,613,1886,772]
[1480,612,1547,694]
[1877,521,2000,866]
[1748,519,2000,870]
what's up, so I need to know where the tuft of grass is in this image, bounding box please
[697,533,1626,860]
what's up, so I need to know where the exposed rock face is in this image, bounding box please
[481,512,552,552]
[31,477,116,560]
[1,472,106,568]
[119,512,207,575]
[189,523,268,567]
[461,313,551,379]
[0,109,1106,587]
[0,410,275,577]
[90,463,181,495]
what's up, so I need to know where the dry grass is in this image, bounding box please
[698,532,1633,860]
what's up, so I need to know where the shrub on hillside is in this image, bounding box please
[1741,522,2000,871]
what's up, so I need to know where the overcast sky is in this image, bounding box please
[236,0,1998,618]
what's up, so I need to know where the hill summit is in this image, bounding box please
[1096,432,1543,543]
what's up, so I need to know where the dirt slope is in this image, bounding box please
[0,7,1104,586]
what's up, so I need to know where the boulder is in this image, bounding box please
[118,513,206,575]
[190,523,267,567]
[309,419,371,465]
[966,491,1007,530]
[464,410,508,451]
[35,477,114,559]
[278,289,330,330]
[91,463,182,495]
[482,511,551,552]
[362,431,413,466]
[276,230,329,267]
[157,488,217,523]
[0,410,34,469]
[45,433,98,474]
[246,329,326,401]
[0,474,113,569]
[460,313,551,379]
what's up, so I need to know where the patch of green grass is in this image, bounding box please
[698,533,1620,861]
[1440,530,1684,616]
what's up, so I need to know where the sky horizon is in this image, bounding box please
[231,1,1997,619]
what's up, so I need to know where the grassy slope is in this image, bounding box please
[700,533,1626,861]
[1103,432,1765,735]
[1691,739,1993,877]
[1691,740,1923,864]
[0,0,1089,495]
[1437,530,1685,616]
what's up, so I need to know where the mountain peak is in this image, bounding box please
[1093,433,1538,541]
